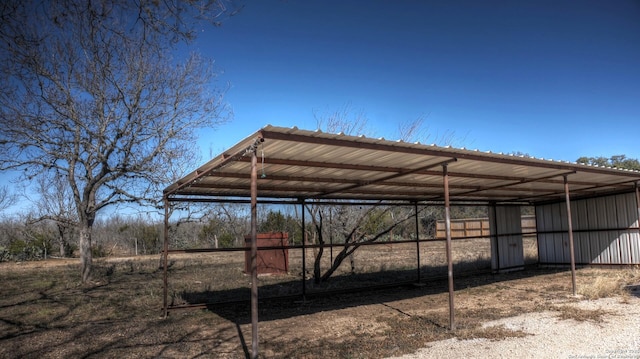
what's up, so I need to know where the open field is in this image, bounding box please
[1,242,639,358]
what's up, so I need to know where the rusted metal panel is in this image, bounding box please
[244,232,289,275]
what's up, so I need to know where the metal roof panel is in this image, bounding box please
[164,125,640,204]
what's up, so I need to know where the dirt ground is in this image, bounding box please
[1,253,639,358]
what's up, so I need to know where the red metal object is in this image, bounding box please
[245,232,290,275]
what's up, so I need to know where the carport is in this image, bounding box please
[163,125,640,358]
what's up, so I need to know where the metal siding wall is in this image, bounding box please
[620,193,631,263]
[536,202,563,263]
[574,199,591,263]
[587,197,602,264]
[607,196,622,264]
[536,205,551,263]
[490,206,524,270]
[597,197,612,263]
[503,206,524,268]
[555,202,569,263]
[619,193,638,263]
[614,196,625,263]
[631,231,640,264]
[620,231,631,264]
[537,192,640,265]
[628,192,640,262]
[545,203,557,263]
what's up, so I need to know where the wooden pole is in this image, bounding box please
[443,164,455,330]
[563,175,577,296]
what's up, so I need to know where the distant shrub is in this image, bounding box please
[6,235,52,261]
[0,246,9,262]
[218,232,235,248]
[92,244,107,258]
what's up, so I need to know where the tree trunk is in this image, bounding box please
[313,244,324,284]
[349,252,356,274]
[59,238,66,258]
[79,223,93,283]
[57,225,66,257]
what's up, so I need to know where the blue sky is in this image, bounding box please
[195,0,640,162]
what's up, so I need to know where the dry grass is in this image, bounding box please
[1,250,639,358]
[577,267,640,300]
[552,305,611,323]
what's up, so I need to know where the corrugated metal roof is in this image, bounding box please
[164,125,640,204]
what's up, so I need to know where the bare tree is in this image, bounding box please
[308,202,423,283]
[212,203,250,247]
[397,113,457,145]
[0,0,233,282]
[29,173,77,257]
[0,185,16,214]
[308,107,441,283]
[314,103,371,136]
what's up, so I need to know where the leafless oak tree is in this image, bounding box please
[0,0,234,282]
[0,185,16,214]
[307,107,440,283]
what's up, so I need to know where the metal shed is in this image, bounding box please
[163,125,640,358]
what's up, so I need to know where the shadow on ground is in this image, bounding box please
[180,265,572,325]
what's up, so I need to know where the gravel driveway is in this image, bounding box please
[389,296,640,359]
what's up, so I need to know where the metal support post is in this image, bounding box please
[162,196,169,319]
[414,202,421,283]
[490,203,500,272]
[635,182,640,263]
[563,175,577,296]
[301,199,306,299]
[443,164,455,330]
[636,182,640,232]
[250,149,259,359]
